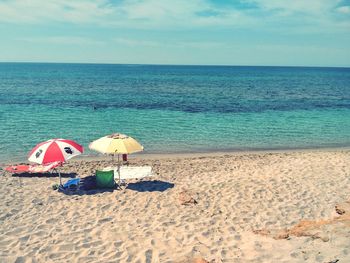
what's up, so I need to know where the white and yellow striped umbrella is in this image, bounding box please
[89,133,143,155]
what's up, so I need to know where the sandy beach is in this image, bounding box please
[1,149,349,263]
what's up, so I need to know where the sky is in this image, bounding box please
[0,0,350,67]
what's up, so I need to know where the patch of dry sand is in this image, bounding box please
[254,199,350,241]
[0,150,349,262]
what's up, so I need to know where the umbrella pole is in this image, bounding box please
[118,154,121,186]
[59,170,62,186]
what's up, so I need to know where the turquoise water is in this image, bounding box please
[0,63,349,163]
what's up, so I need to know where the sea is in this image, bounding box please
[0,63,349,163]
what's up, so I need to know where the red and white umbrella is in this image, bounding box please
[28,139,84,164]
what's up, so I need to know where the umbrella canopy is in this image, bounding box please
[89,133,143,154]
[28,138,84,164]
[89,133,143,186]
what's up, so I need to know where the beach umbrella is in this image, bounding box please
[89,133,143,183]
[28,139,84,185]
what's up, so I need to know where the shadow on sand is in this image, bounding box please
[12,172,77,178]
[57,178,174,195]
[59,188,115,196]
[58,175,114,196]
[126,180,175,192]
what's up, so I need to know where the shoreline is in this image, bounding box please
[2,145,350,165]
[91,145,350,160]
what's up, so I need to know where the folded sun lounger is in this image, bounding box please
[102,166,153,180]
[101,166,153,188]
[114,166,153,180]
[5,161,62,174]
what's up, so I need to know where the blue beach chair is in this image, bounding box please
[60,178,81,191]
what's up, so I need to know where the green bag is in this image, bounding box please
[96,170,115,188]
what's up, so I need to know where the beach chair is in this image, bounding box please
[5,161,62,174]
[96,170,115,189]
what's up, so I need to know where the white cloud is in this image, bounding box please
[0,0,253,28]
[175,41,229,49]
[337,6,350,14]
[0,0,348,31]
[247,0,339,15]
[107,0,254,28]
[19,36,104,45]
[243,0,350,32]
[0,0,114,24]
[113,38,160,47]
[113,37,229,49]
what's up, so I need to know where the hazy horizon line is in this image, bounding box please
[1,61,349,69]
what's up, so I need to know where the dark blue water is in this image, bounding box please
[0,63,349,163]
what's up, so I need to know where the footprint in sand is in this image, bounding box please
[101,203,112,211]
[98,217,112,224]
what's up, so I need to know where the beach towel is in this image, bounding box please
[5,161,62,174]
[57,178,81,192]
[62,178,80,190]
